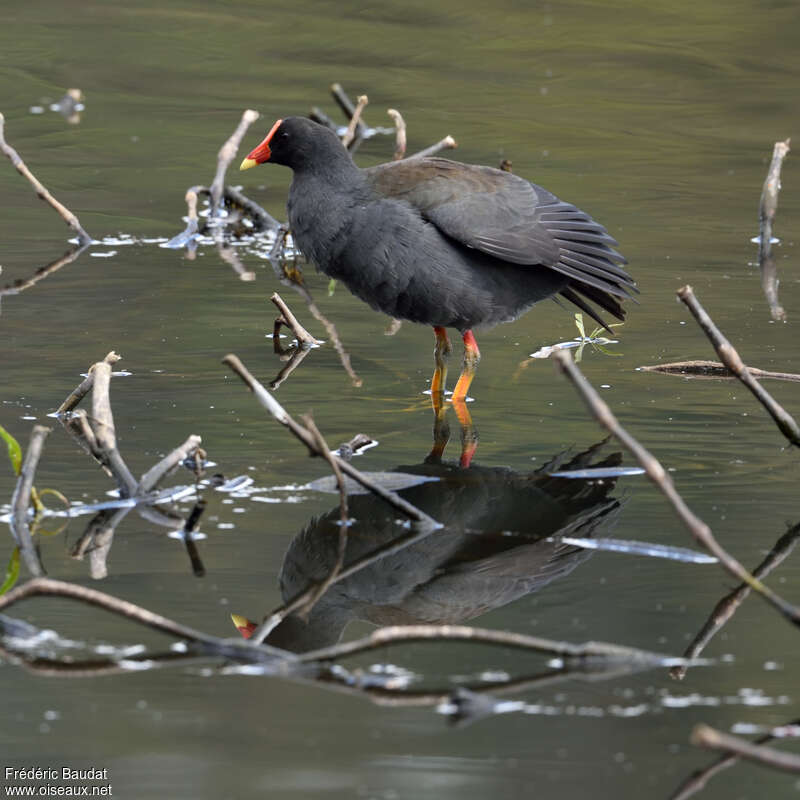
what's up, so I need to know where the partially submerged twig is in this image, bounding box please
[639,360,800,382]
[677,285,800,447]
[56,351,122,415]
[138,435,203,494]
[553,349,800,626]
[672,522,800,680]
[271,292,322,347]
[758,138,790,261]
[209,109,260,217]
[9,426,51,577]
[690,724,800,774]
[0,112,92,245]
[222,353,437,527]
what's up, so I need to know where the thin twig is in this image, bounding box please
[690,724,800,773]
[295,623,680,666]
[222,353,437,527]
[671,718,800,800]
[677,285,800,447]
[209,109,260,217]
[9,425,51,577]
[330,83,368,139]
[309,107,338,130]
[341,95,368,148]
[553,348,800,625]
[271,292,322,347]
[409,136,457,159]
[387,109,406,160]
[759,252,786,322]
[137,434,202,494]
[672,522,800,680]
[222,185,280,231]
[0,112,92,245]
[55,351,121,415]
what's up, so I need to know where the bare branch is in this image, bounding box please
[271,292,322,347]
[0,112,92,245]
[409,136,457,159]
[758,138,790,260]
[553,348,800,625]
[210,109,260,217]
[137,434,202,494]
[639,359,800,382]
[677,285,800,447]
[691,724,800,773]
[55,352,121,415]
[341,94,368,148]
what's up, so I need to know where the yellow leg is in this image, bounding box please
[426,387,451,463]
[451,330,481,403]
[430,326,451,395]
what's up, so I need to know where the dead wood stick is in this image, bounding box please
[271,292,322,346]
[0,112,92,245]
[9,425,51,577]
[296,415,349,620]
[671,721,800,800]
[90,361,138,497]
[677,285,800,447]
[137,434,202,494]
[330,83,368,138]
[0,242,89,298]
[341,94,368,148]
[758,138,791,260]
[56,351,121,415]
[639,360,800,382]
[672,522,800,680]
[296,623,678,666]
[553,349,800,625]
[690,724,800,774]
[222,185,280,231]
[209,109,260,217]
[222,353,437,526]
[409,136,457,159]
[309,106,338,130]
[387,108,406,160]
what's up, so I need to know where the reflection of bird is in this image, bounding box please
[241,117,635,399]
[265,447,622,653]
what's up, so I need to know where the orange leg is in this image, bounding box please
[451,330,481,403]
[430,326,451,396]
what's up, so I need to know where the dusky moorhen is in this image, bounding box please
[241,117,636,399]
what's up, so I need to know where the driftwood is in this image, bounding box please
[56,351,121,415]
[677,285,800,447]
[639,360,800,382]
[0,112,92,245]
[554,349,800,626]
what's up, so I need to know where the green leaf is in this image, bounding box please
[0,547,21,595]
[574,313,586,339]
[327,278,337,296]
[0,425,22,476]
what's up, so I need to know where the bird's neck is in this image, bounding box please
[287,159,367,269]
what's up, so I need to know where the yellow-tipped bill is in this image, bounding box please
[239,119,283,171]
[239,157,257,171]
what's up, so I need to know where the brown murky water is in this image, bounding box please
[1,1,799,797]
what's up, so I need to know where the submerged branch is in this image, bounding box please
[638,360,800,382]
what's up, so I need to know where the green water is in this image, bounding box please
[1,1,799,797]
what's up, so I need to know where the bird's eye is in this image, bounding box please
[281,132,289,139]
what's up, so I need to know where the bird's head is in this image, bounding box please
[240,116,345,172]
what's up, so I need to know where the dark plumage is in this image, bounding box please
[242,116,636,398]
